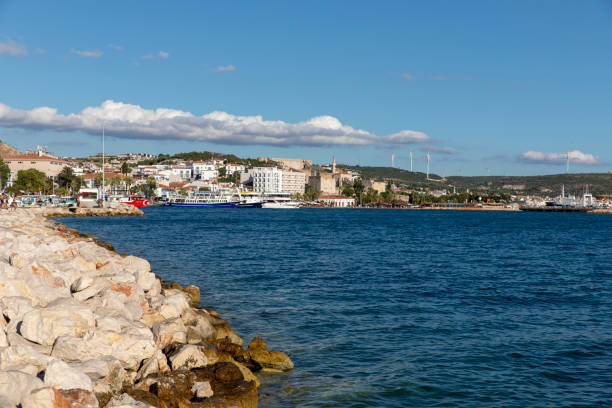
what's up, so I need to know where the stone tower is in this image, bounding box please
[332,156,336,174]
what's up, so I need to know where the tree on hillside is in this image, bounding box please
[146,176,157,198]
[0,158,10,189]
[120,162,131,176]
[233,171,241,187]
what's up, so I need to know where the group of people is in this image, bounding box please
[0,194,18,210]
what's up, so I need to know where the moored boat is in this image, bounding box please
[162,193,239,208]
[261,193,300,209]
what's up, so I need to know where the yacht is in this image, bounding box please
[261,193,301,209]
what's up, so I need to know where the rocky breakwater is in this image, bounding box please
[36,204,145,218]
[0,209,292,407]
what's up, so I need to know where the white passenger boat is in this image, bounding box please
[261,193,300,209]
[163,192,239,208]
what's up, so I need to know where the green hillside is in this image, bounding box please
[339,165,447,189]
[339,164,612,196]
[447,173,612,196]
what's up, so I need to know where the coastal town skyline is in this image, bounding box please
[1,1,612,176]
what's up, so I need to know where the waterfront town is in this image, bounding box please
[0,142,610,211]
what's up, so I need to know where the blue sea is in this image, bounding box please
[57,208,612,407]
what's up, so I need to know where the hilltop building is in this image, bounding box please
[5,146,67,180]
[258,157,312,172]
[364,179,386,194]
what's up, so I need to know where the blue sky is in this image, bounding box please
[0,0,611,176]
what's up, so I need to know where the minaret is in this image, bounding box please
[332,156,336,174]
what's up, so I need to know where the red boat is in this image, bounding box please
[117,195,150,208]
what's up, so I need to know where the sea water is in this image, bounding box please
[58,208,612,407]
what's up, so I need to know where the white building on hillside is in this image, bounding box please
[169,166,192,180]
[252,167,282,193]
[224,163,246,175]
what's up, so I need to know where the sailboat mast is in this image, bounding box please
[102,124,105,207]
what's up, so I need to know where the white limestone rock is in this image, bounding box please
[3,363,39,377]
[167,344,215,371]
[0,343,52,372]
[21,387,55,408]
[44,359,93,392]
[152,317,187,349]
[136,349,170,381]
[191,381,214,399]
[96,316,122,333]
[19,298,95,346]
[159,293,190,320]
[71,357,126,396]
[52,327,156,370]
[0,370,44,406]
[6,331,53,355]
[71,274,95,292]
[0,296,34,322]
[0,329,7,348]
[105,393,155,408]
[73,278,110,301]
[181,308,216,340]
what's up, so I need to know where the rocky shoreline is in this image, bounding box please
[0,208,292,407]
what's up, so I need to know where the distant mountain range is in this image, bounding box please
[340,164,612,196]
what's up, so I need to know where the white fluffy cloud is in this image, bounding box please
[519,150,601,165]
[0,39,28,56]
[214,65,235,73]
[71,49,103,58]
[384,130,431,145]
[0,100,432,148]
[158,51,169,59]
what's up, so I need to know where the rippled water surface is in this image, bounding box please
[58,208,612,407]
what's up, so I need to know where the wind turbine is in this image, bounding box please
[409,151,413,172]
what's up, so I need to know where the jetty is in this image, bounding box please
[0,208,292,407]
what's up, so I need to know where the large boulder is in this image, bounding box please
[0,343,52,372]
[152,317,187,349]
[44,359,93,392]
[242,337,294,372]
[167,343,218,371]
[0,370,44,406]
[20,298,95,346]
[21,387,55,408]
[52,327,156,370]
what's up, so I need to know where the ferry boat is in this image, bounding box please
[162,192,239,208]
[236,191,264,208]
